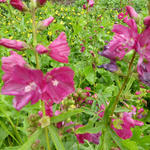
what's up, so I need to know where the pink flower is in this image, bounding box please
[48,32,70,63]
[42,67,75,103]
[101,19,138,61]
[144,16,150,29]
[111,112,144,139]
[135,91,141,95]
[0,0,6,3]
[37,0,47,7]
[80,46,85,52]
[83,4,86,9]
[1,66,45,110]
[88,0,94,7]
[98,104,105,118]
[0,38,28,51]
[45,101,53,117]
[38,16,54,30]
[2,51,27,82]
[126,6,138,19]
[136,27,150,61]
[36,45,48,54]
[10,0,27,11]
[118,12,124,20]
[75,125,101,144]
[137,57,150,86]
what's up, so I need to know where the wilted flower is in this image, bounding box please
[37,0,47,7]
[97,60,118,72]
[0,38,28,51]
[144,16,150,29]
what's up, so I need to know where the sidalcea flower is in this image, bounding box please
[126,6,138,19]
[97,60,118,72]
[144,16,150,29]
[10,0,28,11]
[100,18,138,61]
[83,4,86,9]
[42,67,75,104]
[0,38,28,51]
[37,0,47,7]
[2,51,27,82]
[36,32,70,63]
[38,16,54,30]
[1,66,44,110]
[111,112,144,139]
[75,125,101,144]
[88,0,94,7]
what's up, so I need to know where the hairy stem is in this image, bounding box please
[31,5,51,150]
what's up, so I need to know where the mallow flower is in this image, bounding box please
[36,32,70,63]
[1,66,45,110]
[2,51,27,82]
[126,6,138,19]
[42,66,75,103]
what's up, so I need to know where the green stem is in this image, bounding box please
[31,5,51,150]
[109,51,137,124]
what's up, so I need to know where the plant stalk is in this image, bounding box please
[31,5,51,150]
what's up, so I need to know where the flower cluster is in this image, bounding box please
[99,6,150,87]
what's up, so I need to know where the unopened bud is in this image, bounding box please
[39,116,50,128]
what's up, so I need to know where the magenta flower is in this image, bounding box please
[118,12,124,20]
[37,0,47,7]
[10,0,27,11]
[98,104,105,118]
[83,4,86,9]
[144,16,150,29]
[48,32,70,63]
[101,19,138,61]
[42,67,75,103]
[45,101,53,117]
[136,27,150,61]
[0,38,28,51]
[36,45,48,54]
[126,6,138,19]
[38,16,54,30]
[80,46,85,52]
[2,51,27,82]
[1,66,44,110]
[75,125,101,144]
[111,112,144,139]
[88,0,94,7]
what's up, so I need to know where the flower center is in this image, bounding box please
[52,80,59,86]
[24,82,37,93]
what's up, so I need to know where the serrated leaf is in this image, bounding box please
[50,109,84,123]
[48,125,65,150]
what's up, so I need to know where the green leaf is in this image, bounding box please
[0,120,19,145]
[48,125,65,150]
[19,129,42,150]
[84,65,96,85]
[122,139,138,150]
[50,109,84,123]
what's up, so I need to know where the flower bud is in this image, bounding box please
[0,0,6,3]
[37,0,47,7]
[10,0,28,11]
[39,116,50,128]
[0,38,28,51]
[126,6,138,19]
[36,45,49,54]
[37,16,54,30]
